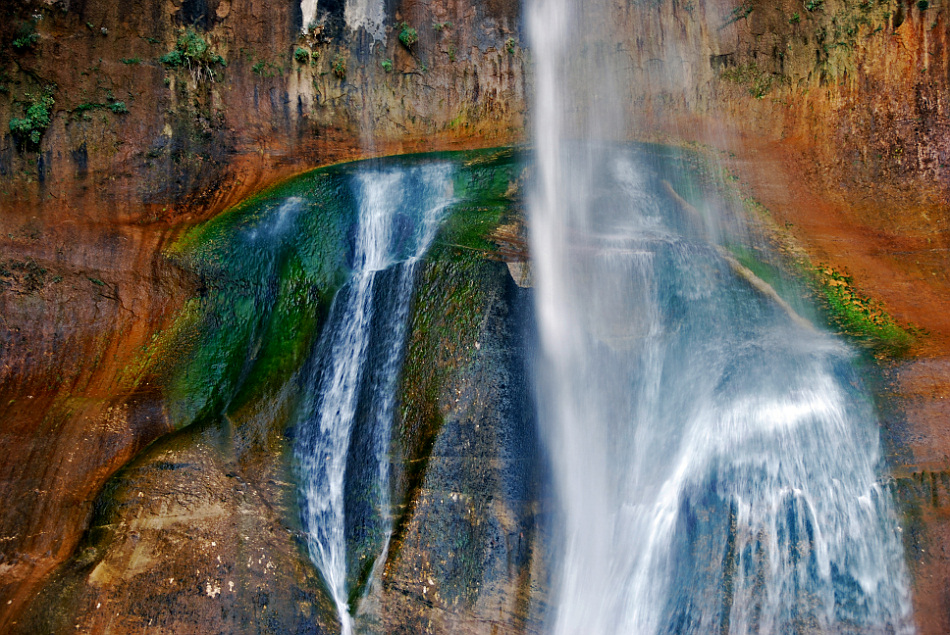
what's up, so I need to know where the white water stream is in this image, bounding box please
[295,165,452,633]
[300,0,385,40]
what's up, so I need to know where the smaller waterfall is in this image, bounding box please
[295,164,453,633]
[301,0,318,31]
[300,0,386,41]
[344,0,386,41]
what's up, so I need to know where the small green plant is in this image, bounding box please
[12,22,39,51]
[159,29,226,82]
[917,0,929,9]
[432,21,452,31]
[72,98,130,119]
[294,47,310,64]
[723,1,754,26]
[399,23,418,49]
[381,58,393,72]
[447,45,457,62]
[332,53,346,79]
[505,37,516,55]
[250,59,283,77]
[12,33,39,51]
[9,88,55,146]
[805,0,824,12]
[789,13,801,24]
[121,57,142,65]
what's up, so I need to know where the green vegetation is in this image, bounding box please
[12,33,39,51]
[720,62,775,99]
[9,88,55,146]
[11,21,39,51]
[142,148,520,436]
[722,1,754,27]
[149,168,357,427]
[332,53,347,79]
[399,23,418,49]
[120,57,142,65]
[251,59,283,77]
[505,37,516,55]
[72,93,130,119]
[805,0,825,11]
[381,58,393,72]
[159,29,226,82]
[917,0,929,10]
[813,266,914,354]
[294,47,310,64]
[432,21,452,31]
[789,13,801,24]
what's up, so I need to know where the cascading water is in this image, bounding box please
[300,0,385,40]
[527,1,915,633]
[294,165,452,633]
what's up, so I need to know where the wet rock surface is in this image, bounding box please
[1,0,950,630]
[366,255,548,633]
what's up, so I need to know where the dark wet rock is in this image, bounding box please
[364,251,549,633]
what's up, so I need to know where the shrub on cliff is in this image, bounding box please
[9,88,55,147]
[160,29,226,82]
[399,23,418,49]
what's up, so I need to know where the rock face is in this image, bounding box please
[369,252,548,634]
[3,149,550,633]
[0,0,525,628]
[12,391,341,634]
[2,0,950,632]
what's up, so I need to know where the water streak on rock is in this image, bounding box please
[295,165,453,633]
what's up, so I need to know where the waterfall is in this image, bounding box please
[301,0,318,31]
[526,1,915,633]
[294,164,453,633]
[300,0,385,40]
[344,0,386,42]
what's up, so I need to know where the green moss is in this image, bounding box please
[723,1,754,26]
[812,265,915,355]
[145,148,519,440]
[227,257,327,412]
